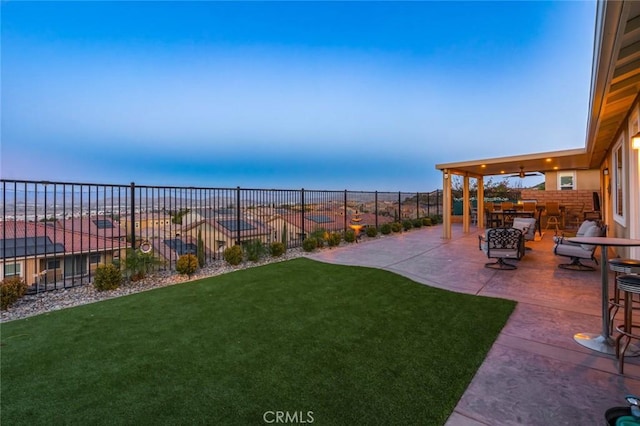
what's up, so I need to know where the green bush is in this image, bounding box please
[365,226,378,237]
[380,223,392,235]
[310,228,327,248]
[176,254,198,277]
[402,220,413,231]
[430,214,442,224]
[327,232,342,247]
[422,217,432,226]
[270,242,286,257]
[302,237,318,252]
[223,245,244,266]
[124,248,163,281]
[93,264,122,292]
[412,218,423,228]
[391,222,403,233]
[245,240,266,262]
[344,229,356,243]
[1,276,27,310]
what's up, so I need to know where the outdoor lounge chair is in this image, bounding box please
[512,217,537,250]
[553,222,606,271]
[479,227,524,270]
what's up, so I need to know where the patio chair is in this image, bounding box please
[544,201,563,233]
[512,217,537,250]
[553,223,606,271]
[479,227,524,270]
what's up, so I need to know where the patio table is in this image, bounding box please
[567,236,640,354]
[487,210,535,228]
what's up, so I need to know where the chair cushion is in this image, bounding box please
[581,225,603,250]
[512,218,536,241]
[576,220,597,237]
[555,242,594,259]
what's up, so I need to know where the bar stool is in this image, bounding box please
[614,274,640,374]
[608,259,640,334]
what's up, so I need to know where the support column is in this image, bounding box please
[442,170,452,239]
[462,174,470,233]
[477,176,485,229]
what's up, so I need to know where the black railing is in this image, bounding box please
[1,179,442,293]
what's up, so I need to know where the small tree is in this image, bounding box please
[281,223,288,248]
[123,248,163,281]
[197,229,205,268]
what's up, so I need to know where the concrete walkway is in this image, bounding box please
[308,224,640,425]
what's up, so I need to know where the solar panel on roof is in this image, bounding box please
[93,219,114,229]
[163,239,197,256]
[217,220,256,232]
[0,237,65,259]
[307,215,334,224]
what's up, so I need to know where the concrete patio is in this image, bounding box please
[308,224,640,425]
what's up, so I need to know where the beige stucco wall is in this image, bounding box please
[544,169,600,190]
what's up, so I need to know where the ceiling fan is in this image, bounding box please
[508,166,542,178]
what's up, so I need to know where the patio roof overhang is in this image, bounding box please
[435,148,590,178]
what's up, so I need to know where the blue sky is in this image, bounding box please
[1,1,596,191]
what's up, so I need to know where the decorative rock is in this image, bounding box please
[1,248,306,323]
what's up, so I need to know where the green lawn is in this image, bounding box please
[1,258,515,425]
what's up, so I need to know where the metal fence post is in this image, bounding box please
[130,182,136,250]
[236,186,241,246]
[416,192,420,219]
[398,191,401,220]
[301,188,305,240]
[344,190,348,231]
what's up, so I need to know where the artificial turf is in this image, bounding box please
[1,258,515,425]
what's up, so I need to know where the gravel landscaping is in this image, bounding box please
[1,248,307,323]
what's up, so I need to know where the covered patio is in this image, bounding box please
[435,0,640,264]
[310,224,640,425]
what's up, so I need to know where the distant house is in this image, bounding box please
[181,216,272,256]
[149,235,210,265]
[0,221,128,289]
[119,212,173,238]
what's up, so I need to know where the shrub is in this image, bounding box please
[380,223,392,235]
[93,264,122,292]
[327,232,342,247]
[344,229,356,243]
[176,254,198,277]
[124,248,163,281]
[402,220,413,231]
[310,228,327,248]
[245,240,266,262]
[391,222,402,233]
[412,218,423,228]
[270,242,286,257]
[422,217,432,226]
[430,214,443,224]
[365,226,378,238]
[223,245,244,266]
[1,277,27,310]
[302,237,318,252]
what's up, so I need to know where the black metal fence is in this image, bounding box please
[1,179,442,293]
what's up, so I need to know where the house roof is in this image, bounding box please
[182,217,272,239]
[0,221,128,259]
[57,216,126,239]
[436,0,640,177]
